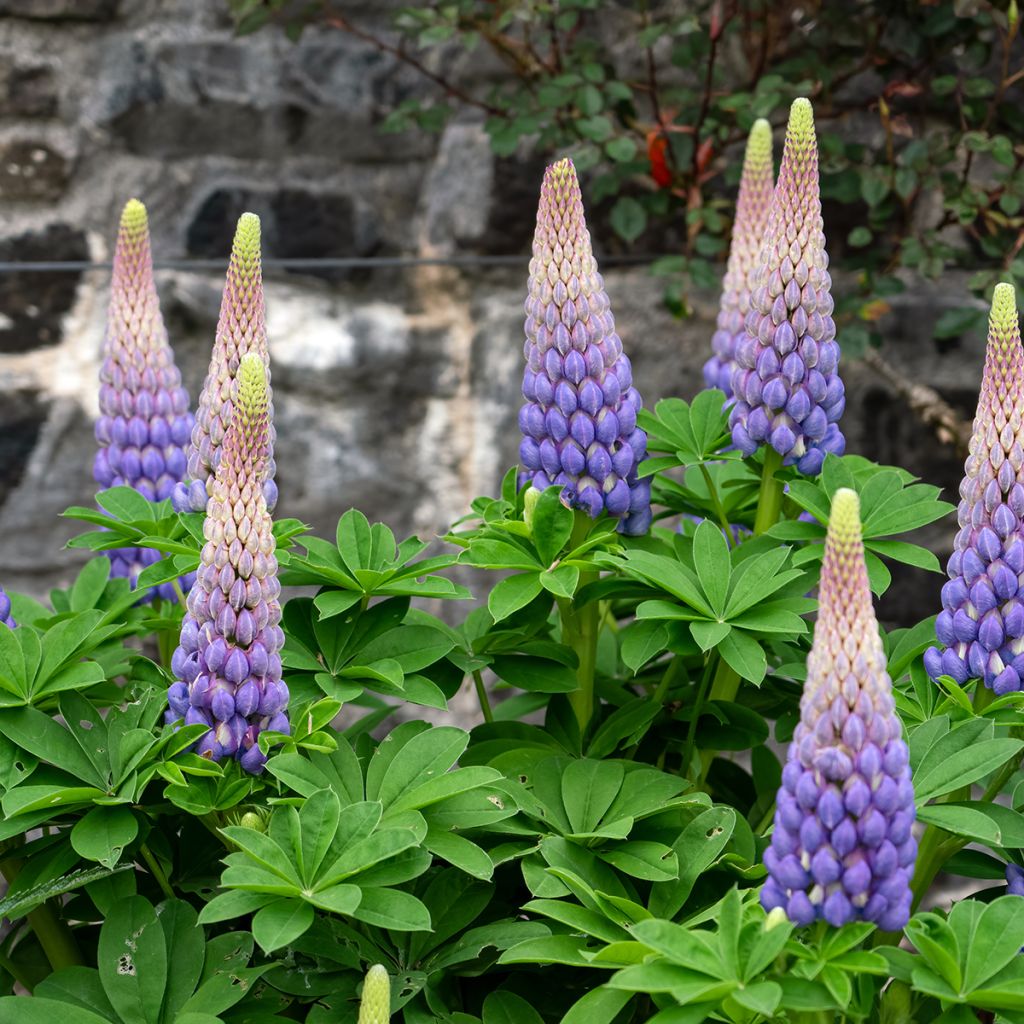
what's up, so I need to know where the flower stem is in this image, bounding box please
[753,447,785,536]
[472,669,494,724]
[559,512,601,733]
[697,658,742,784]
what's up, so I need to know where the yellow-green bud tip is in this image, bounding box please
[548,157,577,186]
[120,198,148,235]
[787,97,815,140]
[357,964,391,1024]
[764,906,789,930]
[232,212,262,260]
[828,487,862,544]
[747,118,773,165]
[991,282,1018,333]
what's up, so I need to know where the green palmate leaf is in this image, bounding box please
[488,572,543,622]
[0,863,129,922]
[917,802,1024,847]
[158,900,206,1023]
[690,620,731,652]
[0,998,113,1024]
[70,805,138,869]
[98,895,168,1024]
[531,486,574,565]
[252,898,315,953]
[692,519,731,616]
[619,620,669,674]
[717,630,767,685]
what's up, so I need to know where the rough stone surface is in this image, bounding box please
[0,61,59,117]
[0,140,71,201]
[0,0,992,650]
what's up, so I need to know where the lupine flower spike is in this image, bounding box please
[357,964,391,1024]
[703,119,774,397]
[729,98,845,475]
[762,488,916,930]
[924,285,1024,694]
[173,213,278,514]
[166,353,288,774]
[94,199,195,600]
[0,587,15,629]
[518,158,651,535]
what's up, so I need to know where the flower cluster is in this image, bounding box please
[728,98,845,475]
[703,119,775,398]
[0,587,14,629]
[166,353,288,774]
[94,199,195,599]
[518,158,651,535]
[762,488,916,930]
[1008,862,1024,896]
[924,285,1024,694]
[172,213,278,515]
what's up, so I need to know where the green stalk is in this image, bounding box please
[0,945,35,993]
[140,843,175,902]
[472,669,494,724]
[559,512,601,732]
[681,654,718,781]
[698,462,734,547]
[698,658,742,784]
[753,447,785,536]
[0,856,83,972]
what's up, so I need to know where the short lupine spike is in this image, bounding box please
[518,158,651,534]
[924,284,1024,693]
[0,587,15,629]
[172,213,278,514]
[94,199,196,601]
[703,119,775,397]
[728,98,845,475]
[166,353,288,774]
[762,488,916,930]
[357,964,391,1024]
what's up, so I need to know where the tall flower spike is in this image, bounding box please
[172,213,278,514]
[728,98,845,475]
[518,158,651,534]
[762,488,916,930]
[94,199,195,601]
[703,119,775,397]
[924,284,1024,693]
[0,587,15,629]
[166,353,288,774]
[357,965,391,1024]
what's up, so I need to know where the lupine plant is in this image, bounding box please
[7,96,1024,1024]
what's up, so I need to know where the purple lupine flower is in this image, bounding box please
[94,199,195,602]
[729,98,845,475]
[703,119,775,397]
[518,158,651,535]
[166,353,288,774]
[762,488,916,930]
[172,213,278,514]
[1008,863,1024,896]
[0,587,15,629]
[923,284,1024,694]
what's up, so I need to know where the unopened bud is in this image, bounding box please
[357,964,391,1024]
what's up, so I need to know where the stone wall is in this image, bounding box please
[0,0,982,626]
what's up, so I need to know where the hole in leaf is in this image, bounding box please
[117,954,136,976]
[79,720,93,730]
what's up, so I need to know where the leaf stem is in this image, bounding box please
[472,669,494,724]
[0,942,35,993]
[681,654,717,780]
[753,447,785,536]
[698,462,735,546]
[140,843,175,902]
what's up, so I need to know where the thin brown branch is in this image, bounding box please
[862,348,971,455]
[321,10,505,116]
